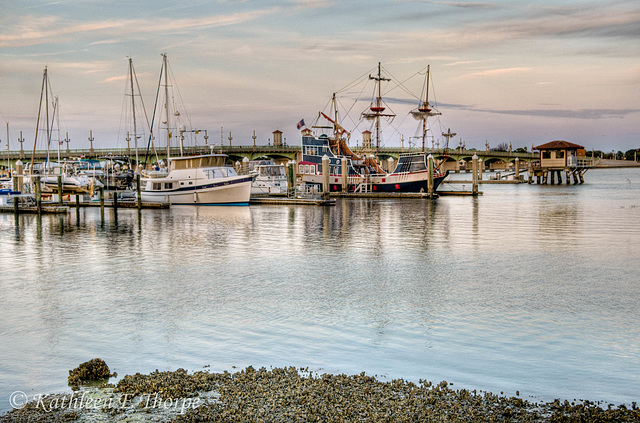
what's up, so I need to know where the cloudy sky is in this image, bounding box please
[1,0,638,153]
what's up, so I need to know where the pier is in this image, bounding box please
[527,141,594,184]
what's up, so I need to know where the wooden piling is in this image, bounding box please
[113,191,118,212]
[472,154,478,195]
[427,154,434,198]
[341,157,348,193]
[35,176,42,215]
[321,155,330,196]
[57,175,63,205]
[75,194,80,209]
[136,174,142,210]
[99,187,105,220]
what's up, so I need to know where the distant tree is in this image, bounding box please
[514,147,528,153]
[624,149,639,161]
[492,142,509,152]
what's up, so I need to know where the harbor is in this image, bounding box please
[1,18,638,420]
[1,168,639,421]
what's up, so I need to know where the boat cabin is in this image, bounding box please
[169,154,227,171]
[534,141,585,169]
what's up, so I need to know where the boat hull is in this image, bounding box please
[301,170,448,193]
[251,179,288,195]
[141,176,252,205]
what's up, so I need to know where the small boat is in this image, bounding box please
[40,174,103,194]
[140,154,252,205]
[249,160,288,195]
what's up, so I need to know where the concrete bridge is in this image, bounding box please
[1,145,536,171]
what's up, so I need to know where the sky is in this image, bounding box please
[0,0,639,154]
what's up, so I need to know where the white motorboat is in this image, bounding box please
[249,160,288,195]
[141,154,252,205]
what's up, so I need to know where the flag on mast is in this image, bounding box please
[296,119,305,130]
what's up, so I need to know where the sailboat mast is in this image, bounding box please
[54,97,60,164]
[44,70,51,171]
[332,93,340,156]
[163,54,171,163]
[423,66,430,153]
[375,63,382,161]
[129,58,139,171]
[367,62,390,164]
[31,67,47,173]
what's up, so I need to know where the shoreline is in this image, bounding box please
[2,366,638,422]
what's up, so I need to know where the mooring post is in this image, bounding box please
[136,174,142,210]
[321,155,330,197]
[113,190,118,213]
[427,154,434,198]
[13,194,19,217]
[99,187,105,220]
[291,160,297,195]
[15,160,24,193]
[75,194,80,209]
[472,154,478,196]
[57,175,63,205]
[35,176,42,215]
[341,157,348,192]
[478,159,483,181]
[514,158,519,182]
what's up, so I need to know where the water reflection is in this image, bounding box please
[1,170,639,412]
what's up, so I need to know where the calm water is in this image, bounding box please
[1,168,639,413]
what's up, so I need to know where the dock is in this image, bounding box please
[0,204,69,214]
[250,197,335,206]
[73,200,169,209]
[329,192,439,199]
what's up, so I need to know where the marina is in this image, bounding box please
[1,168,639,418]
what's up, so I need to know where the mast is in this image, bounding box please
[129,58,139,171]
[332,93,340,156]
[163,54,171,163]
[411,65,441,153]
[31,67,49,173]
[365,62,393,164]
[420,65,431,153]
[44,70,51,171]
[53,97,60,164]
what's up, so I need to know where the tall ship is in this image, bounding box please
[299,63,448,194]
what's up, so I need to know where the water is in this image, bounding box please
[1,168,639,413]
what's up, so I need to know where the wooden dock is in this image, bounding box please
[74,200,169,209]
[0,204,69,214]
[329,192,439,199]
[250,197,335,206]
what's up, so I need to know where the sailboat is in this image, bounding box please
[299,63,448,194]
[140,54,252,205]
[29,67,102,194]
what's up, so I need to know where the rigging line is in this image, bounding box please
[334,66,376,94]
[133,63,153,133]
[143,60,165,170]
[166,61,193,145]
[379,64,421,102]
[117,66,131,149]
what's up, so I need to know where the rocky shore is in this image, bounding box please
[2,364,638,422]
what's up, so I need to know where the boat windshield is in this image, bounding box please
[393,155,427,173]
[259,166,284,177]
